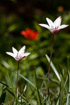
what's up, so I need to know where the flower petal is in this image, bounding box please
[39,24,50,29]
[12,47,18,56]
[14,57,20,61]
[22,53,31,57]
[54,16,61,27]
[58,25,69,30]
[21,31,26,36]
[19,46,26,55]
[46,18,54,27]
[6,52,14,58]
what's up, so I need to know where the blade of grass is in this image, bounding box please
[18,73,37,90]
[45,54,61,82]
[59,83,63,105]
[66,72,70,105]
[56,99,59,105]
[34,70,41,105]
[64,75,68,90]
[66,94,70,105]
[66,56,70,105]
[0,81,9,88]
[69,72,70,92]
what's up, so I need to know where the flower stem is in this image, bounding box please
[34,70,41,105]
[47,34,54,94]
[16,62,19,95]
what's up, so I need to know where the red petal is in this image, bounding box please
[21,28,39,40]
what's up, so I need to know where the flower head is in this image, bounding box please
[6,46,30,62]
[39,16,68,34]
[21,28,39,40]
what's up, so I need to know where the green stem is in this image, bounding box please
[47,34,54,94]
[67,56,69,72]
[67,56,70,92]
[66,56,70,105]
[16,62,19,96]
[34,70,41,105]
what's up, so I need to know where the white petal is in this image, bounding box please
[22,53,30,57]
[6,52,14,58]
[19,46,26,55]
[58,25,69,30]
[39,24,50,29]
[54,16,61,27]
[50,28,55,33]
[46,18,54,27]
[12,47,18,56]
[14,57,20,61]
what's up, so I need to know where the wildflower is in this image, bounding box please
[39,16,68,34]
[21,28,39,40]
[6,46,30,62]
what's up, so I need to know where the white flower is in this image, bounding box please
[39,16,68,34]
[6,46,30,61]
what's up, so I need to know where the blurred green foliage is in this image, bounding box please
[0,0,70,104]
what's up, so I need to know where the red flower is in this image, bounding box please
[21,28,39,40]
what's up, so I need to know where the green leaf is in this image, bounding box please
[8,24,17,32]
[56,99,59,105]
[0,81,9,88]
[7,88,15,97]
[66,94,70,105]
[18,73,37,90]
[45,54,61,82]
[0,88,6,104]
[69,72,70,92]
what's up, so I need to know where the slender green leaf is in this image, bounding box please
[45,54,61,82]
[0,88,6,104]
[66,94,70,105]
[0,81,9,88]
[34,70,41,105]
[7,88,15,97]
[18,73,37,90]
[69,72,70,92]
[56,99,59,105]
